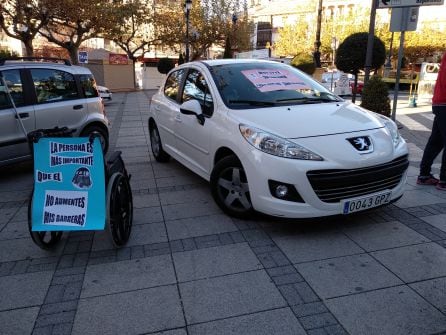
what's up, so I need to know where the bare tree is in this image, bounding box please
[154,0,252,59]
[38,0,113,64]
[0,0,50,56]
[104,0,155,88]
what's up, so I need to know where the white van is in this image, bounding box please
[320,71,352,96]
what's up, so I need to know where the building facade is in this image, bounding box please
[247,0,446,58]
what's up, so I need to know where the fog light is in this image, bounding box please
[275,185,288,198]
[268,180,305,203]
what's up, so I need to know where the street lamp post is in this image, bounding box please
[185,0,192,62]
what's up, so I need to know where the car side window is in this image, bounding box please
[182,69,214,117]
[80,74,99,98]
[31,69,80,104]
[164,69,185,101]
[0,69,25,109]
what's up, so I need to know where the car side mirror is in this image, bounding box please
[180,99,205,125]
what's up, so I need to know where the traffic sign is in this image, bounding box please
[78,51,88,64]
[378,0,444,9]
[390,6,419,31]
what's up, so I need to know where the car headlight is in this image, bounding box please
[376,115,402,147]
[239,124,323,160]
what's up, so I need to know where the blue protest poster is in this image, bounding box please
[31,137,105,231]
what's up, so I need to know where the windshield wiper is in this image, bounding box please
[228,99,276,107]
[276,97,339,104]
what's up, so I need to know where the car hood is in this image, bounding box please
[229,101,384,139]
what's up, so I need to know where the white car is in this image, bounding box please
[97,85,112,100]
[148,59,408,219]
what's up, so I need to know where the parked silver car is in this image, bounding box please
[0,57,109,166]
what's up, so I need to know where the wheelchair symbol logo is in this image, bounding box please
[72,167,92,189]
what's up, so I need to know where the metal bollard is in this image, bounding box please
[408,95,417,108]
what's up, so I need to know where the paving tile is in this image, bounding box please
[179,270,286,324]
[410,277,446,313]
[0,207,19,225]
[272,231,363,263]
[133,206,164,224]
[156,174,204,188]
[0,237,65,262]
[341,221,429,251]
[326,285,446,335]
[173,243,262,282]
[0,271,53,311]
[166,214,238,240]
[8,206,28,222]
[91,222,167,251]
[81,255,176,298]
[159,187,212,206]
[0,190,30,202]
[297,254,403,299]
[0,307,40,335]
[371,242,446,282]
[188,308,306,335]
[0,219,32,240]
[162,202,222,221]
[72,285,185,335]
[152,330,187,335]
[132,193,160,208]
[130,177,157,191]
[421,214,446,232]
[394,189,445,208]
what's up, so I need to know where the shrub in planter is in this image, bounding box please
[291,53,316,75]
[360,76,391,117]
[157,58,175,74]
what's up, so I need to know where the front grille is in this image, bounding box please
[306,155,409,203]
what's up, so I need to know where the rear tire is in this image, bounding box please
[149,123,170,162]
[210,155,254,219]
[107,172,133,247]
[80,125,109,154]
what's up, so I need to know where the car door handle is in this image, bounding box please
[73,104,83,110]
[15,112,29,119]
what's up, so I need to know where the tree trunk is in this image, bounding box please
[23,38,34,57]
[68,47,79,65]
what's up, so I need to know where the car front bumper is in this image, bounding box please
[238,134,408,218]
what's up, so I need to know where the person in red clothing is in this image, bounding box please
[418,51,446,190]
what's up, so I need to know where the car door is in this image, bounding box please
[0,69,36,164]
[30,68,87,132]
[174,68,214,175]
[152,68,186,152]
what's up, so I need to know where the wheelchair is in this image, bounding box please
[27,127,133,250]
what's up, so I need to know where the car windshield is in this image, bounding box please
[209,62,342,109]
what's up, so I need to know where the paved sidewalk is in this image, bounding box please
[1,91,446,335]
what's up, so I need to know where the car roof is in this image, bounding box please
[185,58,286,67]
[0,61,93,75]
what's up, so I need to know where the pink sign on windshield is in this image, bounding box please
[241,69,310,92]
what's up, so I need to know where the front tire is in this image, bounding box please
[149,123,170,162]
[28,192,63,250]
[210,155,254,219]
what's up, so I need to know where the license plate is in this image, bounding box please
[342,191,392,214]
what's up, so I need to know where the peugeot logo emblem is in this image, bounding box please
[347,136,373,154]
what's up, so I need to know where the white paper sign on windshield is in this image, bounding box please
[241,69,310,92]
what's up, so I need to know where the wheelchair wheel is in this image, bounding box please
[27,192,63,250]
[106,172,133,247]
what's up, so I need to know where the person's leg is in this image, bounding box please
[435,109,446,188]
[419,112,443,181]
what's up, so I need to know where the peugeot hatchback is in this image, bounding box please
[148,59,408,219]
